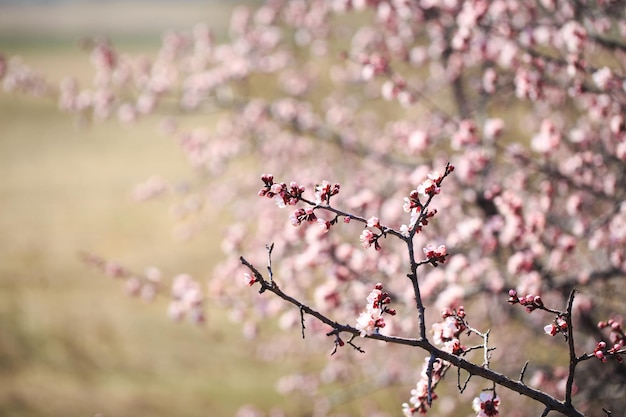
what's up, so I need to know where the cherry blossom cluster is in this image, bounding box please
[593,318,626,363]
[403,308,470,416]
[355,283,395,337]
[168,273,206,325]
[432,307,467,355]
[422,244,448,267]
[81,252,207,325]
[80,252,160,302]
[314,180,340,205]
[508,289,570,337]
[359,53,390,81]
[258,175,343,231]
[360,218,384,251]
[288,207,317,227]
[401,167,453,236]
[401,357,447,416]
[507,289,545,313]
[131,176,169,202]
[0,55,51,97]
[381,75,416,107]
[258,174,305,208]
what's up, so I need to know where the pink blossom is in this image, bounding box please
[544,323,558,336]
[472,391,500,417]
[366,216,380,228]
[289,207,317,226]
[483,118,504,140]
[244,272,256,287]
[531,119,561,153]
[482,68,498,94]
[416,178,439,198]
[560,21,587,53]
[381,80,396,101]
[423,244,448,266]
[355,309,383,337]
[360,229,380,250]
[169,274,205,325]
[315,180,340,205]
[125,277,142,297]
[451,119,478,149]
[317,218,331,233]
[432,316,461,345]
[355,284,393,337]
[592,67,613,90]
[594,341,608,362]
[408,130,429,152]
[131,176,167,201]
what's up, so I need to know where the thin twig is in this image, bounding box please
[519,360,530,385]
[457,366,472,393]
[564,289,578,407]
[426,353,437,406]
[300,306,306,339]
[346,334,365,353]
[266,243,274,284]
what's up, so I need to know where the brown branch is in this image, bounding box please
[239,255,588,417]
[564,288,578,407]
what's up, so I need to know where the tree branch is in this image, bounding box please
[239,255,587,417]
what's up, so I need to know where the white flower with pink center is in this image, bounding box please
[355,309,383,337]
[472,391,500,417]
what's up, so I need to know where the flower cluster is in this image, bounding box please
[403,189,422,214]
[544,318,568,337]
[81,252,160,302]
[401,168,452,236]
[359,53,389,80]
[472,391,500,417]
[401,204,437,237]
[359,229,381,250]
[402,357,447,416]
[360,217,384,251]
[417,171,445,198]
[355,283,395,337]
[258,174,305,208]
[593,318,626,363]
[423,244,447,266]
[289,207,317,226]
[381,75,416,106]
[168,274,205,324]
[508,290,571,337]
[432,307,467,355]
[507,289,544,312]
[403,308,467,415]
[314,180,340,205]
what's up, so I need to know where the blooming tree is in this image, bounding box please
[3,0,626,416]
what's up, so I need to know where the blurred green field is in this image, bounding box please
[0,2,303,416]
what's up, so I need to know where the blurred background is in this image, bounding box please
[0,1,306,416]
